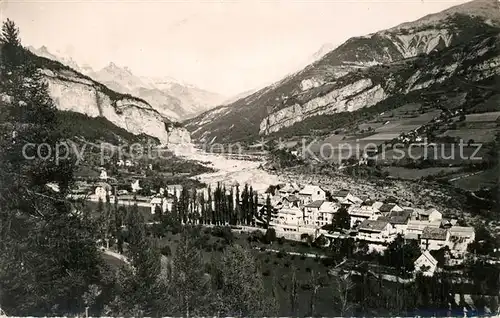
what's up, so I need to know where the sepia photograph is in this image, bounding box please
[0,0,499,316]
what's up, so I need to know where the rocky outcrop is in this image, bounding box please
[260,79,387,134]
[37,67,190,145]
[259,32,500,135]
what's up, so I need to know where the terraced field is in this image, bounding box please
[440,128,498,143]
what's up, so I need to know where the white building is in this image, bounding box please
[150,197,166,214]
[378,203,404,214]
[331,190,364,207]
[125,160,133,167]
[94,182,112,201]
[380,210,412,234]
[405,220,441,238]
[278,183,300,195]
[166,184,183,198]
[299,185,326,205]
[317,201,339,227]
[418,208,442,222]
[131,180,142,193]
[303,200,325,226]
[275,207,303,226]
[280,195,301,209]
[117,159,124,167]
[420,227,450,251]
[448,226,475,257]
[414,251,438,277]
[349,205,381,229]
[99,168,108,180]
[357,219,396,243]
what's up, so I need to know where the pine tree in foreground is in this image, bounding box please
[0,19,103,316]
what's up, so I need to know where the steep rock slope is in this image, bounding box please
[186,0,500,143]
[27,51,191,145]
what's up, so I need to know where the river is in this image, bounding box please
[171,144,281,193]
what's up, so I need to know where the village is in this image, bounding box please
[63,154,482,280]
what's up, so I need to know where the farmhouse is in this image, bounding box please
[420,227,450,251]
[357,219,396,242]
[299,185,326,205]
[414,251,439,277]
[349,205,381,229]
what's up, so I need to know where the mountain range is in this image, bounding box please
[19,48,191,145]
[27,46,227,121]
[185,0,500,144]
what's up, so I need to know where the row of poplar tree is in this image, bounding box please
[161,183,273,227]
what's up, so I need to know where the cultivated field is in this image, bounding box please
[451,168,498,191]
[373,111,440,134]
[465,111,500,123]
[360,133,400,141]
[382,167,462,180]
[439,129,498,143]
[380,144,489,164]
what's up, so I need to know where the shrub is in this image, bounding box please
[262,270,271,276]
[277,237,286,245]
[211,226,234,244]
[277,250,286,258]
[263,228,277,244]
[321,258,335,267]
[161,245,172,257]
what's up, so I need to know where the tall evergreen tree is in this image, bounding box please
[107,203,162,316]
[235,185,240,225]
[242,184,249,225]
[0,20,102,316]
[333,205,350,230]
[207,185,214,225]
[168,229,212,316]
[212,245,277,316]
[265,194,272,227]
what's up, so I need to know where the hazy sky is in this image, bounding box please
[1,0,469,96]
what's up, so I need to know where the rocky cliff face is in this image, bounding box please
[260,79,387,134]
[260,32,500,135]
[30,55,191,145]
[186,0,500,143]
